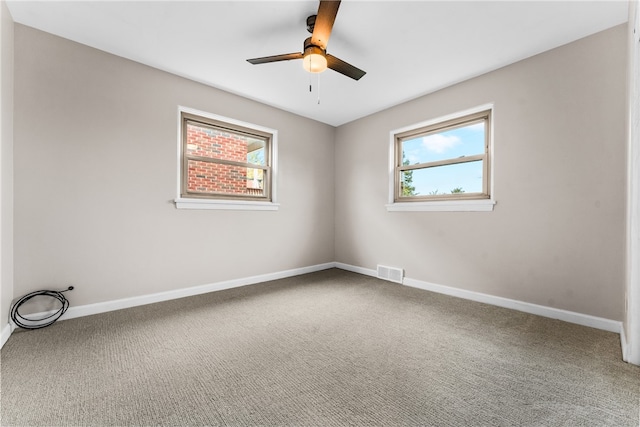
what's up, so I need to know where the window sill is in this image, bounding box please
[386,199,495,212]
[174,198,280,211]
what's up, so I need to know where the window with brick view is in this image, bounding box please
[181,112,272,201]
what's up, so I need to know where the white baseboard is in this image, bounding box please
[334,262,377,277]
[334,262,622,334]
[402,276,621,333]
[61,262,336,322]
[2,262,622,350]
[1,323,12,348]
[0,262,336,349]
[621,324,629,361]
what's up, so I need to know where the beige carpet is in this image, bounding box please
[1,268,639,426]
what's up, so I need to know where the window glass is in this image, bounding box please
[395,109,491,202]
[401,161,483,197]
[401,121,485,164]
[181,112,272,201]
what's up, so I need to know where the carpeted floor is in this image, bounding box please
[1,268,639,426]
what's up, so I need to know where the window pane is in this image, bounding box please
[246,146,266,166]
[401,121,485,165]
[401,160,483,196]
[186,121,266,165]
[187,160,265,196]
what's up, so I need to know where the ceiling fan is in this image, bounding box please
[247,0,366,81]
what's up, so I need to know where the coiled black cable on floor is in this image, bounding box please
[10,286,74,330]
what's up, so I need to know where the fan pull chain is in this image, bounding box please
[308,72,321,104]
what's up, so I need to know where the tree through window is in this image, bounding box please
[394,109,491,202]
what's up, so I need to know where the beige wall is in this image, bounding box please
[1,0,14,335]
[13,25,335,307]
[335,25,628,321]
[8,22,630,325]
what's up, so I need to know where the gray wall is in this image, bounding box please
[335,25,627,321]
[13,25,336,307]
[1,0,14,335]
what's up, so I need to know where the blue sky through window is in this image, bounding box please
[402,122,485,195]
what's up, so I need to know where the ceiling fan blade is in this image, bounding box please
[247,52,304,65]
[311,0,341,50]
[326,54,366,81]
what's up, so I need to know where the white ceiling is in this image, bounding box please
[6,0,629,126]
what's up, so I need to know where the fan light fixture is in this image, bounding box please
[246,1,366,81]
[303,46,327,73]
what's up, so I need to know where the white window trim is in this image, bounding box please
[174,197,279,211]
[386,103,496,212]
[174,106,279,211]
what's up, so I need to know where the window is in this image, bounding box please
[388,106,494,212]
[175,107,278,210]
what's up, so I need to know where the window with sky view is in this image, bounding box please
[396,110,490,201]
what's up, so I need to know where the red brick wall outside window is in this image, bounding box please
[185,122,265,197]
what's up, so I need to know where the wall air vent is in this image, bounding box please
[377,265,404,284]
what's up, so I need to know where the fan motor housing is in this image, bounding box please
[303,37,325,56]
